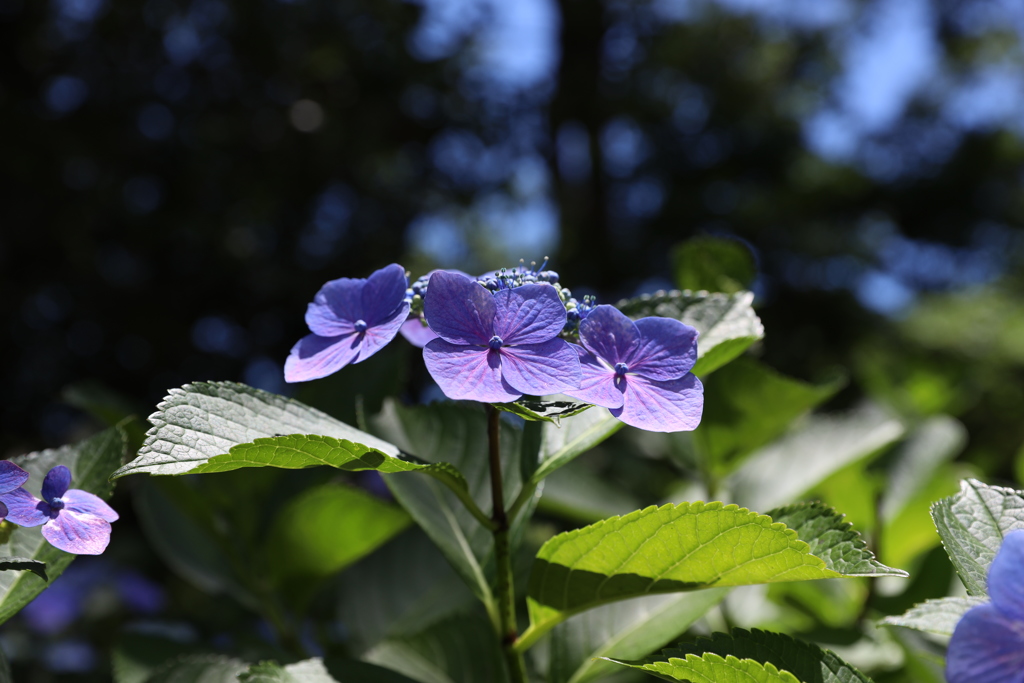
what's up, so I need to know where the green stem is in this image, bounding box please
[487,405,529,683]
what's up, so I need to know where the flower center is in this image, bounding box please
[489,335,504,350]
[614,362,629,376]
[354,319,368,333]
[50,497,65,511]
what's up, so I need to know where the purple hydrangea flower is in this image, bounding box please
[0,461,30,519]
[422,270,582,402]
[947,529,1024,683]
[285,264,410,382]
[1,466,118,555]
[563,304,703,432]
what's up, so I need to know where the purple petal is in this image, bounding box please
[0,501,7,519]
[423,339,521,402]
[42,511,112,555]
[988,530,1024,622]
[423,271,495,345]
[63,489,119,523]
[354,304,410,363]
[500,339,582,397]
[947,602,1024,683]
[1,488,50,527]
[0,461,29,493]
[491,285,566,345]
[563,345,625,409]
[361,264,409,326]
[400,317,439,348]
[578,305,641,366]
[42,466,71,502]
[284,333,362,383]
[611,374,704,432]
[305,278,363,337]
[627,318,698,380]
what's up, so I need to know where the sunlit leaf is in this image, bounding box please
[930,478,1024,595]
[532,407,622,483]
[881,597,988,637]
[111,381,402,478]
[520,502,902,648]
[239,658,338,683]
[264,483,409,605]
[606,629,872,683]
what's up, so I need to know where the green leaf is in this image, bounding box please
[880,416,967,523]
[536,463,641,524]
[727,403,904,510]
[0,644,10,683]
[111,381,403,478]
[112,632,205,683]
[0,557,46,581]
[371,400,524,615]
[494,399,592,424]
[133,476,260,611]
[336,528,475,654]
[536,589,729,683]
[607,629,872,683]
[239,658,339,682]
[264,483,409,604]
[607,652,797,682]
[520,502,900,649]
[142,654,248,683]
[881,596,988,637]
[616,290,764,377]
[698,357,845,475]
[0,426,125,624]
[364,613,510,683]
[930,478,1024,595]
[532,407,623,483]
[766,502,907,577]
[673,235,757,294]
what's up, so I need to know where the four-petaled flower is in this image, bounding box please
[2,465,119,555]
[285,263,410,382]
[564,305,703,432]
[947,529,1024,683]
[422,270,582,402]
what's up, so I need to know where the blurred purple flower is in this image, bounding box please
[2,465,118,555]
[422,270,581,402]
[400,317,438,348]
[285,263,410,382]
[947,529,1024,683]
[564,305,703,432]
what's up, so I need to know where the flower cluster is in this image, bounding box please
[947,529,1024,683]
[286,261,703,432]
[0,463,118,555]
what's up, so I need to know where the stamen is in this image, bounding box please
[488,335,504,350]
[614,362,629,376]
[354,320,368,333]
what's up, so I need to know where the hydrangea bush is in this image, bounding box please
[0,251,1016,682]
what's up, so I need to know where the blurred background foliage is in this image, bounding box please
[4,0,1024,679]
